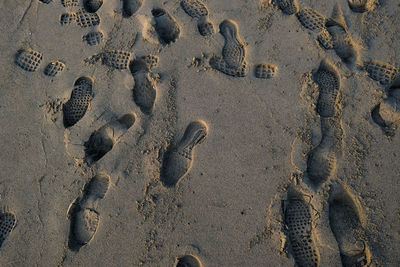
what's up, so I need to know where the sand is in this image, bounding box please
[0,0,399,266]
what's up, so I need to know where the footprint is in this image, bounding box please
[122,0,143,17]
[254,63,278,79]
[44,60,65,77]
[328,183,370,267]
[276,0,299,15]
[152,8,180,44]
[85,50,132,70]
[180,0,215,36]
[83,0,103,13]
[76,9,100,28]
[85,113,136,163]
[83,31,103,46]
[371,97,400,136]
[176,255,202,267]
[320,117,344,155]
[39,0,52,4]
[68,174,110,251]
[210,19,248,77]
[296,8,333,50]
[283,186,320,267]
[348,0,373,13]
[326,4,360,66]
[15,49,43,72]
[313,59,341,118]
[306,138,337,188]
[364,60,399,86]
[0,209,16,250]
[62,0,79,7]
[161,120,208,187]
[129,56,158,115]
[63,76,94,128]
[60,12,77,25]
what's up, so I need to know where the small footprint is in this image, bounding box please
[161,120,208,187]
[44,60,65,77]
[129,56,159,115]
[122,0,143,18]
[313,59,341,118]
[62,0,79,7]
[210,19,248,77]
[371,97,400,136]
[60,12,77,25]
[76,9,100,28]
[326,4,360,66]
[83,31,103,46]
[364,60,399,86]
[348,0,373,13]
[85,113,136,163]
[0,209,16,250]
[276,0,299,15]
[152,8,180,44]
[296,8,333,50]
[176,255,202,267]
[63,76,94,128]
[181,0,215,36]
[283,185,320,267]
[328,183,370,267]
[254,63,278,79]
[83,0,103,13]
[15,49,43,72]
[68,174,110,251]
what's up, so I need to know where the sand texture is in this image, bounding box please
[0,0,400,266]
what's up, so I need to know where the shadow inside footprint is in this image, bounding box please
[85,113,136,163]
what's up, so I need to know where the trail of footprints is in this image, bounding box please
[8,0,397,265]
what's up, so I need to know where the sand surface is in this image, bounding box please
[0,0,399,266]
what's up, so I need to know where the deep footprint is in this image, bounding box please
[83,0,103,13]
[329,184,370,267]
[210,19,248,77]
[176,255,202,267]
[0,210,16,250]
[348,0,373,13]
[15,49,43,72]
[313,59,341,118]
[284,186,320,267]
[152,8,180,44]
[85,113,136,163]
[371,97,400,136]
[326,3,360,66]
[181,0,215,36]
[68,174,110,251]
[123,0,143,17]
[63,76,94,128]
[277,0,299,15]
[161,120,208,187]
[129,56,159,115]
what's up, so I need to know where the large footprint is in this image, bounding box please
[210,19,248,77]
[85,113,136,163]
[283,185,320,267]
[63,76,94,128]
[180,0,215,36]
[329,183,370,267]
[161,120,208,187]
[68,174,110,251]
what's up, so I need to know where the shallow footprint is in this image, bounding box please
[85,113,136,163]
[68,174,110,251]
[129,57,158,115]
[15,49,43,72]
[364,60,399,86]
[180,0,215,36]
[0,209,16,250]
[313,59,341,118]
[283,185,320,267]
[210,19,248,77]
[152,8,180,44]
[176,254,202,267]
[161,120,208,187]
[329,183,370,267]
[63,76,94,128]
